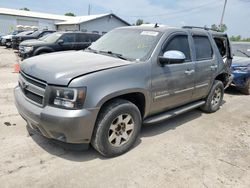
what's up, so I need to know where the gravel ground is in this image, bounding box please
[0,46,249,188]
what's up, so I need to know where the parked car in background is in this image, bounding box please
[14,25,233,157]
[231,42,250,94]
[12,30,55,49]
[1,30,25,47]
[19,31,101,59]
[0,34,3,44]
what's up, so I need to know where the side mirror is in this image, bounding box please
[58,39,64,45]
[158,50,186,66]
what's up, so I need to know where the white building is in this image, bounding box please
[0,7,130,35]
[55,14,130,35]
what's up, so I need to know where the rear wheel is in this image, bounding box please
[91,99,141,157]
[200,80,224,113]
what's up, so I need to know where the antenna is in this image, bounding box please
[154,23,159,28]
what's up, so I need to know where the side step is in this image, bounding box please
[143,100,205,125]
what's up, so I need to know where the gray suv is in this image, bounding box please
[14,25,233,157]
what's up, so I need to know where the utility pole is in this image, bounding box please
[220,0,227,30]
[88,4,91,15]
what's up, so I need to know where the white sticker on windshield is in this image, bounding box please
[247,49,250,52]
[141,31,159,36]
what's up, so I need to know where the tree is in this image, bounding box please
[211,24,227,32]
[136,19,144,26]
[20,7,30,11]
[64,12,76,17]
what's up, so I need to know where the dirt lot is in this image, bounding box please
[0,46,249,188]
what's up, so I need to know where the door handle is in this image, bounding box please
[210,65,218,71]
[185,70,195,75]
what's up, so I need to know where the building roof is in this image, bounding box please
[0,7,72,21]
[55,14,110,25]
[55,13,130,26]
[0,7,130,26]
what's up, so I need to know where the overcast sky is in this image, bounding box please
[0,0,249,37]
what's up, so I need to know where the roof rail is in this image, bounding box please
[182,26,220,32]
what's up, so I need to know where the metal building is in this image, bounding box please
[56,14,130,35]
[0,7,130,35]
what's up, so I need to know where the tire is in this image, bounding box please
[38,52,47,55]
[200,80,224,113]
[91,99,142,157]
[240,78,250,95]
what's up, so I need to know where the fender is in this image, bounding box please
[96,88,151,118]
[33,46,54,55]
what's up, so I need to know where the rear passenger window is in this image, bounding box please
[78,34,90,42]
[163,35,191,62]
[193,36,213,60]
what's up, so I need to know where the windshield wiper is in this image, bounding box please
[86,48,133,61]
[237,49,250,58]
[86,47,99,53]
[99,50,129,60]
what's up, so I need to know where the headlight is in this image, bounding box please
[23,46,33,53]
[49,87,86,109]
[233,66,250,72]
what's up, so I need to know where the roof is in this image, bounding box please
[0,7,72,21]
[55,13,130,26]
[0,8,130,26]
[55,14,110,25]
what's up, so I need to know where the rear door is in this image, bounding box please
[150,32,195,114]
[74,33,92,50]
[191,32,217,100]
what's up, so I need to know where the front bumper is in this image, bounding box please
[14,86,99,144]
[231,71,250,88]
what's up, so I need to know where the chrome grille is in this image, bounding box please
[19,72,47,106]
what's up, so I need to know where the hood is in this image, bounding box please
[19,35,36,40]
[2,35,13,39]
[20,39,48,46]
[21,51,134,85]
[232,56,250,67]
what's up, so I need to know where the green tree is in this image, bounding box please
[20,7,30,11]
[136,19,144,26]
[64,12,76,17]
[211,24,227,32]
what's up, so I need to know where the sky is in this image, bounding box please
[0,0,250,37]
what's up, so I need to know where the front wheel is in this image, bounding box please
[200,80,224,113]
[91,99,142,157]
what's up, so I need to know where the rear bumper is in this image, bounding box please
[14,86,99,144]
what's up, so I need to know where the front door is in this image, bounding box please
[150,33,195,115]
[59,33,76,51]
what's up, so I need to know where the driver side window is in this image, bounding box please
[162,35,191,62]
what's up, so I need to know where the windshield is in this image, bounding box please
[41,32,62,43]
[16,30,34,36]
[232,42,250,58]
[12,30,19,35]
[89,28,162,60]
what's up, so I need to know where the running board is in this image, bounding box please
[143,100,205,125]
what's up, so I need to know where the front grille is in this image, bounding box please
[19,72,47,105]
[19,46,24,53]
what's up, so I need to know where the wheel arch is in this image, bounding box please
[215,72,230,88]
[96,90,148,119]
[33,46,54,55]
